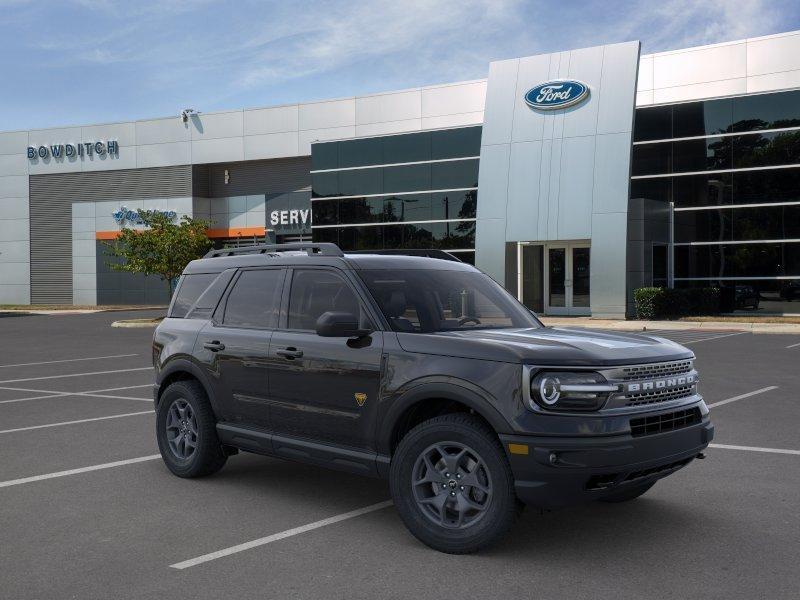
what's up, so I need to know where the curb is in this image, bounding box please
[111,319,161,328]
[540,318,800,334]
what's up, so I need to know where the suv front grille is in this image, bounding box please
[629,407,701,437]
[619,360,693,381]
[624,384,696,406]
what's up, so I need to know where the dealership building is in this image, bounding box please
[2,29,800,316]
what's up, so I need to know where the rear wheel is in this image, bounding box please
[390,414,518,554]
[598,481,655,503]
[156,380,227,478]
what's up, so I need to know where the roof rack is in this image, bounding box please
[345,249,463,262]
[204,242,344,258]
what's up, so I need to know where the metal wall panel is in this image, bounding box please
[206,157,311,197]
[29,165,191,304]
[477,41,640,318]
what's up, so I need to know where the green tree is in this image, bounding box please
[104,210,212,299]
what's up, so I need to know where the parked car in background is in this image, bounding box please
[735,285,760,310]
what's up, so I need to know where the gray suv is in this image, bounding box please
[152,243,713,553]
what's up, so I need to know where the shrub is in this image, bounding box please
[633,287,662,319]
[633,286,720,319]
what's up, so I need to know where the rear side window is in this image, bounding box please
[222,269,283,329]
[170,273,218,318]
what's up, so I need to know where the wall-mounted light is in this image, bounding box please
[224,169,230,184]
[180,108,196,123]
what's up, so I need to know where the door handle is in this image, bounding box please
[276,347,304,360]
[203,340,225,352]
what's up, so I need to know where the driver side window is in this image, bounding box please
[287,269,369,331]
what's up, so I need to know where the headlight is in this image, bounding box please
[528,371,618,411]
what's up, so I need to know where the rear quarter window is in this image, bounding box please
[170,273,219,318]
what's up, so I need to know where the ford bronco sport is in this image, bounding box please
[152,243,713,554]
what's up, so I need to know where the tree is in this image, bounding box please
[104,210,212,299]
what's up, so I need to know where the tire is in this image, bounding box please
[598,481,655,503]
[156,380,227,478]
[390,413,519,554]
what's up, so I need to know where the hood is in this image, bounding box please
[395,326,693,366]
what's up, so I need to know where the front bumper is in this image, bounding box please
[500,416,714,509]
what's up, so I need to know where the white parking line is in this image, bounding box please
[710,443,800,456]
[0,384,153,405]
[0,411,153,435]
[786,342,800,349]
[170,500,395,570]
[683,331,748,345]
[707,386,778,408]
[0,367,152,385]
[0,353,138,369]
[0,455,161,489]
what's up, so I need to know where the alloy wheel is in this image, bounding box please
[411,442,493,529]
[165,398,198,460]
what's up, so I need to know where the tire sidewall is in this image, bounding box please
[156,382,213,477]
[390,417,516,552]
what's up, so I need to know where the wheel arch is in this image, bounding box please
[378,381,511,458]
[156,358,220,417]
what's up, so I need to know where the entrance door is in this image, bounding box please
[517,242,591,316]
[545,243,590,316]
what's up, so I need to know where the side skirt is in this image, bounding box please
[216,422,389,479]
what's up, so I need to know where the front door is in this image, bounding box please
[545,243,591,316]
[267,267,383,451]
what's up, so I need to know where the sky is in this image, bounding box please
[1,0,800,131]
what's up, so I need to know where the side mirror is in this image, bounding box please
[315,311,372,338]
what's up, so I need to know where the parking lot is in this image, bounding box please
[0,310,798,600]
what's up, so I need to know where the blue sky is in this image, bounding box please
[2,0,800,131]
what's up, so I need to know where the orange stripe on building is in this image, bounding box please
[206,227,266,238]
[95,226,267,241]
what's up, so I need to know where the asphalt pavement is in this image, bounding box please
[0,310,798,599]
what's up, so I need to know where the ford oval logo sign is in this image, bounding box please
[524,80,589,111]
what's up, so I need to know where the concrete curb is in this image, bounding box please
[540,318,800,334]
[111,319,161,328]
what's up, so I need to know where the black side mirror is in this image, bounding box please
[315,311,372,338]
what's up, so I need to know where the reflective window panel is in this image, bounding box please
[674,205,800,243]
[674,242,800,278]
[632,90,800,141]
[676,278,800,315]
[732,90,800,132]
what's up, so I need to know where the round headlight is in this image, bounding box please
[529,370,617,411]
[539,376,561,405]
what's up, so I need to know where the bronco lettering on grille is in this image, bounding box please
[626,374,695,394]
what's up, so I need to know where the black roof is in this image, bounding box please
[184,243,476,275]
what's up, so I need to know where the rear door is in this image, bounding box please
[196,267,285,428]
[267,267,384,451]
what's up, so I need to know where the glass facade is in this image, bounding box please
[631,89,800,313]
[311,126,481,263]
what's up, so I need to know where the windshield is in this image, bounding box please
[358,269,541,333]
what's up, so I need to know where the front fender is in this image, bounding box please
[376,377,513,456]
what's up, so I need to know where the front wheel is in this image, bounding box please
[156,380,227,478]
[390,414,519,554]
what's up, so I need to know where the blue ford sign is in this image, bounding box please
[524,80,589,110]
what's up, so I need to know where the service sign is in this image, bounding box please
[524,80,589,111]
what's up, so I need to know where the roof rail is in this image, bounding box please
[345,249,463,262]
[204,242,344,258]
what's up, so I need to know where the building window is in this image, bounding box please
[310,126,481,255]
[631,89,800,312]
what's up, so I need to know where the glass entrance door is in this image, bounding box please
[544,243,591,316]
[516,241,591,316]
